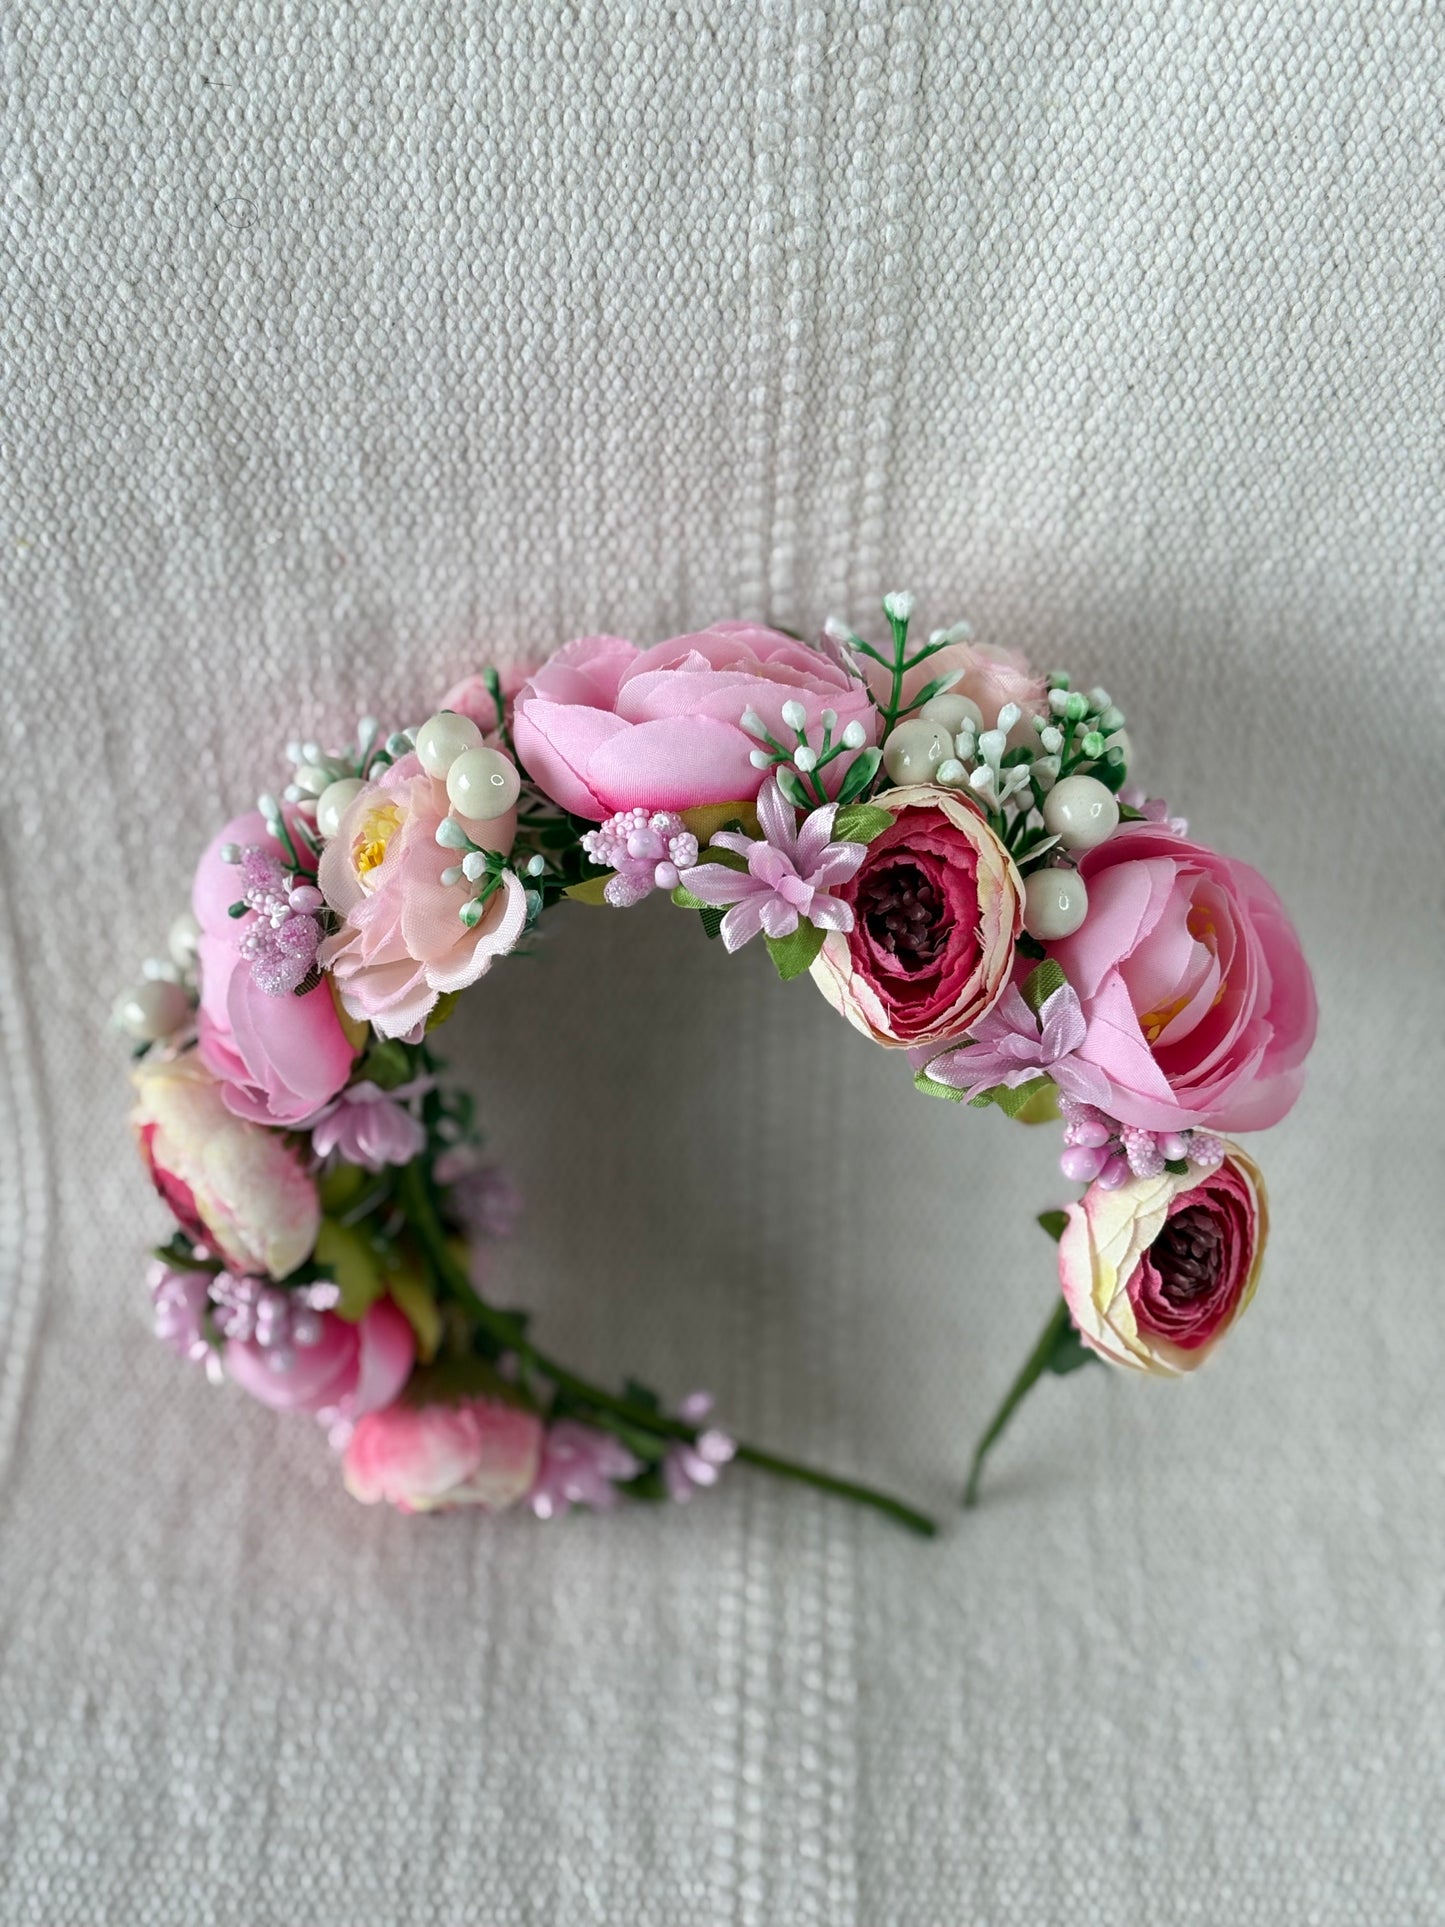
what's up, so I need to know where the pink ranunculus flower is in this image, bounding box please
[343,1395,544,1513]
[439,658,540,735]
[511,622,878,819]
[809,785,1023,1049]
[1059,1146,1268,1375]
[865,637,1046,733]
[192,811,357,1127]
[318,752,527,1040]
[132,1055,320,1277]
[1046,822,1317,1132]
[226,1297,415,1415]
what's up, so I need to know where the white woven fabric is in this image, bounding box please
[2,4,1441,1921]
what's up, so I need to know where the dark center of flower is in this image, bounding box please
[1151,1206,1224,1306]
[859,862,945,971]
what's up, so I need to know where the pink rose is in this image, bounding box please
[318,752,527,1040]
[1046,823,1317,1131]
[865,638,1046,732]
[227,1297,415,1415]
[132,1055,320,1277]
[192,812,357,1127]
[809,785,1023,1049]
[1059,1146,1267,1374]
[343,1395,544,1513]
[511,622,877,819]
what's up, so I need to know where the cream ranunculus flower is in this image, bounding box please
[1058,1146,1268,1375]
[132,1055,321,1278]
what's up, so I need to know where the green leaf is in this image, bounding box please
[564,872,615,905]
[970,1075,1053,1118]
[1020,958,1066,1015]
[1164,1157,1189,1175]
[764,918,826,981]
[313,1218,385,1321]
[698,905,726,941]
[1036,1209,1069,1242]
[903,673,960,713]
[1094,754,1129,792]
[835,746,883,804]
[831,802,895,844]
[425,990,459,1031]
[360,1038,413,1091]
[914,1067,970,1103]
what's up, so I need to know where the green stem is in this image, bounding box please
[962,1297,1072,1509]
[395,1163,937,1538]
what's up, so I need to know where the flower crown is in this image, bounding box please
[120,598,1317,1532]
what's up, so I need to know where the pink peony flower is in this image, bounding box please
[192,812,357,1127]
[864,637,1046,733]
[343,1395,544,1513]
[809,785,1023,1049]
[318,752,527,1040]
[1046,822,1317,1132]
[1059,1146,1267,1374]
[511,622,878,819]
[132,1055,320,1278]
[226,1297,415,1415]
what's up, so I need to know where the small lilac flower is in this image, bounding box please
[434,1150,522,1240]
[676,778,866,952]
[148,1261,212,1364]
[308,1080,428,1170]
[529,1421,642,1518]
[582,808,700,907]
[920,982,1112,1108]
[664,1392,737,1503]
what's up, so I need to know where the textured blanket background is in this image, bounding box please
[1,4,1441,1922]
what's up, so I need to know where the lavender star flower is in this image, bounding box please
[307,1078,430,1170]
[921,981,1112,1107]
[676,778,866,952]
[663,1392,737,1502]
[529,1421,642,1519]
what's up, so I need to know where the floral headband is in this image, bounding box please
[120,597,1317,1532]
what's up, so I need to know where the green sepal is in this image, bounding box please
[425,991,459,1031]
[151,1233,223,1274]
[831,802,895,844]
[835,746,883,804]
[1044,1321,1096,1376]
[1020,958,1066,1015]
[764,918,826,981]
[969,1075,1053,1118]
[1036,1209,1069,1242]
[564,873,615,905]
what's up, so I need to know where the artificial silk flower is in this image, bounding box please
[809,784,1023,1049]
[132,1055,320,1278]
[1058,1147,1267,1375]
[676,777,867,950]
[512,623,877,819]
[318,751,527,1040]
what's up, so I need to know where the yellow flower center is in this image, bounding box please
[352,801,404,884]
